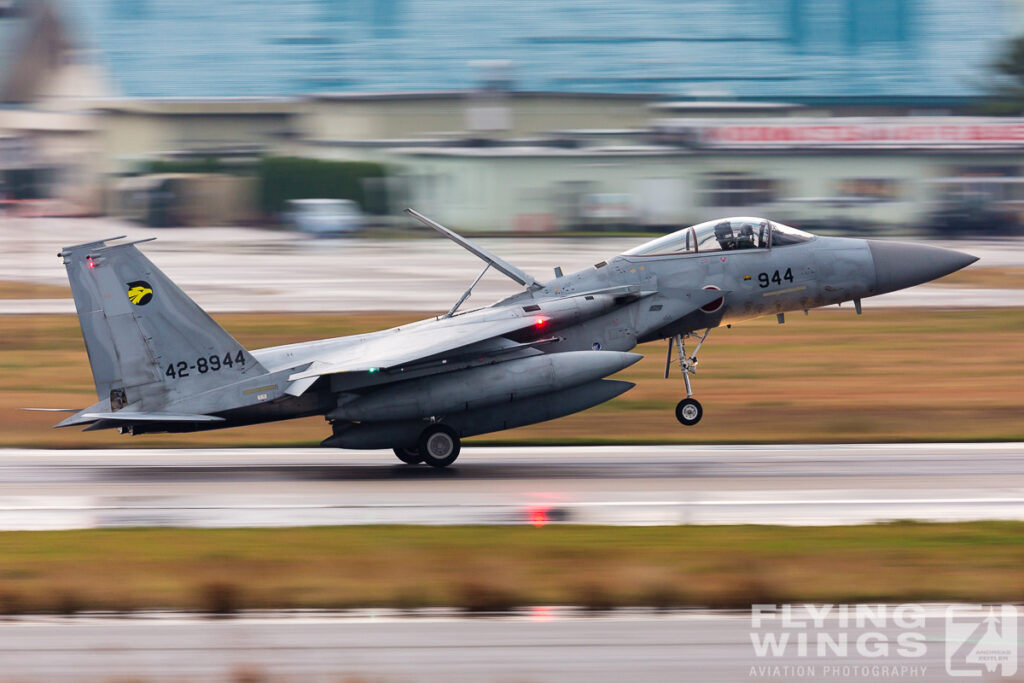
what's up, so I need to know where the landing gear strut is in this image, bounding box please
[666,329,710,426]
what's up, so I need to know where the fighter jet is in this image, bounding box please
[47,210,976,467]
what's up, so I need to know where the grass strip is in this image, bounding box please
[1,522,1023,614]
[0,281,71,299]
[933,266,1024,289]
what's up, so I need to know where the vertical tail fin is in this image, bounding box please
[60,237,265,411]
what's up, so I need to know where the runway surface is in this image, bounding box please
[3,218,1020,312]
[0,607,1007,682]
[1,443,1023,528]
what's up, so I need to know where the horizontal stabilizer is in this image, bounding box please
[56,411,224,428]
[81,412,224,422]
[23,408,82,413]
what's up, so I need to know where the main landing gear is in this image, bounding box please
[666,329,710,426]
[392,423,462,468]
[392,446,422,465]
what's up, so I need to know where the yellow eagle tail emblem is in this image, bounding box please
[126,281,153,306]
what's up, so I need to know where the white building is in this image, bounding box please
[313,116,1024,233]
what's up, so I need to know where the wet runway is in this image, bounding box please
[1,443,1023,528]
[0,607,1006,682]
[3,218,1020,312]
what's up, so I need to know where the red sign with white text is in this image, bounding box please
[699,123,1024,147]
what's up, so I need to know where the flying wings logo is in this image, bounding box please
[127,281,153,306]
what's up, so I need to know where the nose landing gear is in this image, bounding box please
[666,329,710,426]
[675,398,703,426]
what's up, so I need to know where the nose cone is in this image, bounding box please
[867,240,978,294]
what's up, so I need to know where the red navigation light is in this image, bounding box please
[87,257,96,269]
[527,505,550,527]
[534,317,547,328]
[529,606,555,622]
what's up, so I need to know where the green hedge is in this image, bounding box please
[257,157,389,216]
[142,158,228,175]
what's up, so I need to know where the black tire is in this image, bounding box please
[417,424,461,468]
[392,446,422,465]
[675,398,703,426]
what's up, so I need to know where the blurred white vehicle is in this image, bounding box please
[287,198,364,235]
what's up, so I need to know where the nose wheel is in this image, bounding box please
[675,398,703,426]
[666,329,710,426]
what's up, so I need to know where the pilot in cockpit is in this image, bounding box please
[714,221,737,250]
[735,223,756,249]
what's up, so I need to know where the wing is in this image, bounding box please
[287,311,547,384]
[284,285,727,393]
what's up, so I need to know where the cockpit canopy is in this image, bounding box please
[622,217,814,257]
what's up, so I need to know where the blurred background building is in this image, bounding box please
[2,0,1024,233]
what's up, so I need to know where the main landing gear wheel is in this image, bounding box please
[392,446,423,465]
[418,424,461,468]
[675,398,703,426]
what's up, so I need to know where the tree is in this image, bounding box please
[994,36,1024,88]
[983,35,1024,115]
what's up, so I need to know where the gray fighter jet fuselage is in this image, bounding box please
[49,212,976,467]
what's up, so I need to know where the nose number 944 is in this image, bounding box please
[758,268,794,288]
